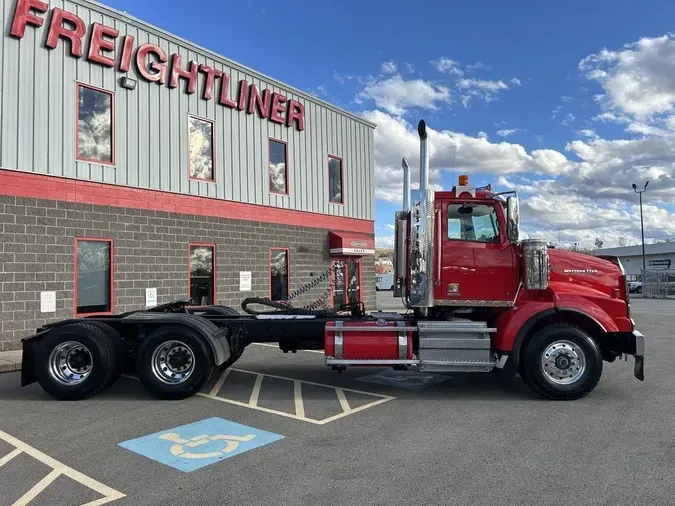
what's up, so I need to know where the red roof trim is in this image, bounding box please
[0,169,374,234]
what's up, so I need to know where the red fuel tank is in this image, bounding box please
[325,320,414,361]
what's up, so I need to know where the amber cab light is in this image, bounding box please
[458,174,469,186]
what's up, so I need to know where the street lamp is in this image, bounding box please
[632,181,649,270]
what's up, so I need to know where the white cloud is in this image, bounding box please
[363,108,675,248]
[403,62,415,73]
[561,113,575,126]
[376,235,395,248]
[385,223,395,231]
[356,75,451,116]
[381,60,397,74]
[496,128,521,137]
[431,57,463,76]
[510,77,522,86]
[457,78,509,106]
[579,34,675,121]
[477,131,488,139]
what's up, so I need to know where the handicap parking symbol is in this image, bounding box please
[118,417,283,472]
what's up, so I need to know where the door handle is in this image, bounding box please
[435,208,441,286]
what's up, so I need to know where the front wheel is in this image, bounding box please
[521,324,603,400]
[136,327,215,400]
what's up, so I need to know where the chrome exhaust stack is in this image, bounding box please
[418,120,429,192]
[393,158,410,299]
[407,119,435,309]
[402,157,411,212]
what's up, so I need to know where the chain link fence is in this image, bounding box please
[640,269,675,298]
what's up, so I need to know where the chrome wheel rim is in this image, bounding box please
[48,341,93,385]
[151,340,195,385]
[541,340,586,385]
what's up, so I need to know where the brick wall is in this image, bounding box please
[0,196,375,351]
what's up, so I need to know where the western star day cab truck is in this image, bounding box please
[19,120,645,402]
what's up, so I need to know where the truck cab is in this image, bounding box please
[433,179,519,305]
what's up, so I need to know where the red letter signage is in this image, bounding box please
[10,0,48,38]
[8,4,307,131]
[87,22,119,67]
[45,8,87,57]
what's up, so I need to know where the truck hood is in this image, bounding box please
[548,248,622,298]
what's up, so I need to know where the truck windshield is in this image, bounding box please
[447,203,500,242]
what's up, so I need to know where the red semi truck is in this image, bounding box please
[19,119,645,402]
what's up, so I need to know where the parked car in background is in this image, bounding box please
[376,272,394,291]
[628,280,642,294]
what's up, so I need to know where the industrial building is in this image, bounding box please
[596,243,675,280]
[0,0,376,351]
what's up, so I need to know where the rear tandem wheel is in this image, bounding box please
[33,321,124,401]
[136,326,216,400]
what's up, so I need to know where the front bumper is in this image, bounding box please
[608,328,645,381]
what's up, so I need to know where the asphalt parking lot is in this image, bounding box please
[0,292,673,506]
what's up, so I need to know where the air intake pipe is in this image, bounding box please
[418,120,429,193]
[402,158,410,212]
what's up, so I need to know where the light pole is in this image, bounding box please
[632,181,649,270]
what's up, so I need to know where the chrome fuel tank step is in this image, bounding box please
[417,320,495,373]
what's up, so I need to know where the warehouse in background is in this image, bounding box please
[596,243,675,280]
[0,0,376,351]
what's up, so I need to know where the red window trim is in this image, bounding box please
[73,237,114,317]
[75,82,116,167]
[187,114,216,184]
[328,154,344,205]
[188,242,217,305]
[268,137,289,196]
[269,247,290,301]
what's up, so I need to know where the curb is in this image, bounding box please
[0,351,22,374]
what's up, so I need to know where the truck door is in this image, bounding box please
[434,199,518,304]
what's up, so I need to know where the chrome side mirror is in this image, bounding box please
[506,196,520,243]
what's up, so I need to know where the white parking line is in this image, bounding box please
[0,429,125,506]
[197,368,396,425]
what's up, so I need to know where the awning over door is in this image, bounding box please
[329,231,375,256]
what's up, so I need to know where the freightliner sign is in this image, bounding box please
[9,0,306,131]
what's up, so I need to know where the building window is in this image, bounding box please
[76,83,114,164]
[270,248,290,301]
[328,155,343,204]
[188,116,215,181]
[189,244,216,305]
[74,238,113,315]
[269,139,288,194]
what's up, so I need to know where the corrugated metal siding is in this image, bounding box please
[0,0,375,221]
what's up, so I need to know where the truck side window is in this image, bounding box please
[447,203,500,243]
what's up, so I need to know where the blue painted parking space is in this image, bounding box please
[118,417,283,472]
[355,369,452,391]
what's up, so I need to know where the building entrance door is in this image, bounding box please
[331,257,361,308]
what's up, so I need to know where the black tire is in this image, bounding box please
[520,323,603,401]
[83,321,126,384]
[136,326,215,400]
[33,322,121,401]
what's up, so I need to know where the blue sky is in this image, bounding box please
[106,0,675,248]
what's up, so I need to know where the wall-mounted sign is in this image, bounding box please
[239,271,252,291]
[40,291,56,313]
[145,287,157,308]
[10,0,305,131]
[648,259,671,270]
